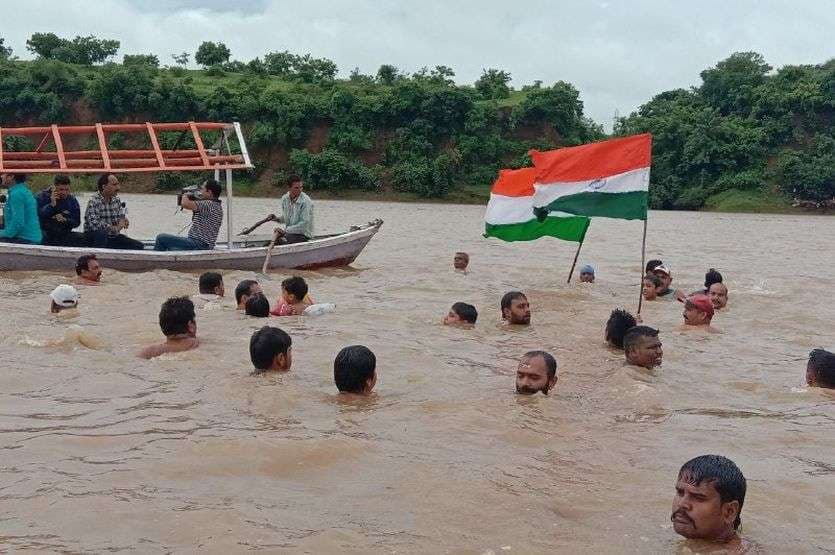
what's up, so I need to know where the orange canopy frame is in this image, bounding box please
[0,121,253,173]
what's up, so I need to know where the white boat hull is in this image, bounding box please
[0,220,382,272]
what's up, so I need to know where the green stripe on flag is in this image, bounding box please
[544,191,648,220]
[485,215,590,242]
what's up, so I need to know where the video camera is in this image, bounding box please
[176,185,203,207]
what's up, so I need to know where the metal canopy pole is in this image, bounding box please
[225,168,234,250]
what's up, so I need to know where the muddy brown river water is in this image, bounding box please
[1,193,833,553]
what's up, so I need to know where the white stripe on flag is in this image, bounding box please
[485,195,581,225]
[533,167,649,207]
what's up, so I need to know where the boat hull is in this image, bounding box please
[0,221,382,272]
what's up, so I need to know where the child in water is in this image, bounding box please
[271,276,312,316]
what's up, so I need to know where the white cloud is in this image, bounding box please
[2,0,833,129]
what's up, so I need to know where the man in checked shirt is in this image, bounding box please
[83,174,144,250]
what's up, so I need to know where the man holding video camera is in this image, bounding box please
[154,178,223,251]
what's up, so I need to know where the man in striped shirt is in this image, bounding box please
[154,179,223,251]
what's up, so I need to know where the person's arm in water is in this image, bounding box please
[0,189,24,238]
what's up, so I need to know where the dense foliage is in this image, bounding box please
[0,33,600,197]
[1,34,831,205]
[617,52,835,207]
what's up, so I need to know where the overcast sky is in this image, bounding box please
[2,0,833,129]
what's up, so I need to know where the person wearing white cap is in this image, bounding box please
[651,263,685,301]
[50,284,79,314]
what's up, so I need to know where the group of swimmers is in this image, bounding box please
[40,249,835,550]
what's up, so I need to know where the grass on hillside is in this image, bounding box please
[702,189,795,214]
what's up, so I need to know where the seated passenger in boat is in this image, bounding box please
[271,276,312,316]
[154,179,223,251]
[270,174,313,244]
[137,296,199,359]
[806,348,835,389]
[75,254,103,285]
[515,351,558,395]
[36,175,85,247]
[250,326,292,373]
[0,173,43,245]
[83,174,144,250]
[334,345,377,395]
[235,279,262,310]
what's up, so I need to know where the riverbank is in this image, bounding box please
[16,174,827,215]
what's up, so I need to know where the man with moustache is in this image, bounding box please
[677,294,720,333]
[515,351,557,395]
[83,173,144,250]
[709,282,729,310]
[623,326,663,369]
[75,254,103,285]
[501,291,531,326]
[671,455,749,552]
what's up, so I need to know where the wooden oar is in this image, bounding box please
[239,214,277,236]
[261,228,282,274]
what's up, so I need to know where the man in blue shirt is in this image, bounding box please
[0,173,42,245]
[36,174,84,247]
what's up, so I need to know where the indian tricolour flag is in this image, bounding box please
[484,167,590,242]
[531,133,652,220]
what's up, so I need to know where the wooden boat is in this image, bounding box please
[0,220,383,272]
[0,121,384,272]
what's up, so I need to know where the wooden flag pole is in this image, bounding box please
[566,237,586,283]
[636,217,648,315]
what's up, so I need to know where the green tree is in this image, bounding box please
[171,52,189,67]
[0,37,12,59]
[700,51,772,115]
[26,33,118,64]
[195,41,231,67]
[376,64,400,85]
[475,68,511,100]
[123,54,160,68]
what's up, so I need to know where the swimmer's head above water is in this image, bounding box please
[807,348,835,389]
[50,284,79,313]
[672,455,746,544]
[515,351,557,395]
[501,291,530,326]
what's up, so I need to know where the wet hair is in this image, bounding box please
[451,302,478,324]
[287,174,302,187]
[53,174,71,186]
[623,326,659,353]
[645,259,663,273]
[704,268,723,289]
[334,345,376,393]
[245,293,270,317]
[454,252,469,261]
[234,279,259,305]
[643,273,662,288]
[97,173,113,192]
[158,296,195,336]
[198,271,223,294]
[250,326,292,371]
[75,254,98,276]
[281,276,308,301]
[500,291,527,315]
[203,178,221,199]
[678,455,746,530]
[808,348,835,388]
[605,309,637,349]
[522,350,557,380]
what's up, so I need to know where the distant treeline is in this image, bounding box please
[1,34,833,206]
